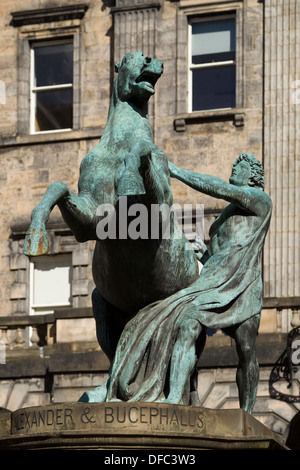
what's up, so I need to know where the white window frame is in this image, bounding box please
[188,14,236,113]
[30,38,74,135]
[29,254,72,315]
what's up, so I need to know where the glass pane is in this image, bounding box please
[34,41,73,87]
[32,255,72,307]
[192,65,236,111]
[35,88,73,131]
[192,18,235,64]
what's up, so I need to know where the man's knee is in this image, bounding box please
[234,315,260,363]
[236,333,258,365]
[238,342,256,363]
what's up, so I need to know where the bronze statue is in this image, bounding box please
[23,51,199,396]
[102,154,271,414]
[23,51,271,414]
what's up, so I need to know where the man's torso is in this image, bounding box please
[209,203,262,254]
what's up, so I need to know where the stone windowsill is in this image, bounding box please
[0,127,103,149]
[0,349,108,379]
[0,307,93,328]
[174,109,245,132]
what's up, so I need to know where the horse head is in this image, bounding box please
[112,51,163,110]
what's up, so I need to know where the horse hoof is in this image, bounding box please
[117,169,146,196]
[78,385,108,403]
[23,227,50,256]
[78,391,94,403]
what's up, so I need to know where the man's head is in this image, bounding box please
[230,153,265,189]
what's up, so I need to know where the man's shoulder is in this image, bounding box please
[247,187,272,215]
[249,186,271,200]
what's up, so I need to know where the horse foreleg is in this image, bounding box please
[23,182,96,256]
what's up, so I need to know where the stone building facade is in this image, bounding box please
[0,0,299,448]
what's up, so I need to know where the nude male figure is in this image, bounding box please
[166,154,271,413]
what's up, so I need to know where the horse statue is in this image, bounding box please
[23,51,199,401]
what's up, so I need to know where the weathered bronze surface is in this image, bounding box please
[22,51,272,414]
[0,403,287,450]
[100,154,272,412]
[22,51,199,404]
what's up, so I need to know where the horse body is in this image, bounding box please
[23,51,199,354]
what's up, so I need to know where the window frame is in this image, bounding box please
[30,37,74,135]
[188,14,237,113]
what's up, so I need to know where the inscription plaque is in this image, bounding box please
[10,402,205,436]
[0,403,287,450]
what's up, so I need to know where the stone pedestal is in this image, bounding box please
[0,402,287,450]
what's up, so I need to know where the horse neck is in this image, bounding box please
[102,80,151,138]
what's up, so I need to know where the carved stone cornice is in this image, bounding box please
[11,4,88,27]
[111,0,161,13]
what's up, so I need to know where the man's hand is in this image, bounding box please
[191,236,211,265]
[191,235,207,256]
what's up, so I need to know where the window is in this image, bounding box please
[189,16,236,112]
[29,255,72,314]
[30,39,73,133]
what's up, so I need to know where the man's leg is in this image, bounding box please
[226,314,260,414]
[164,318,202,404]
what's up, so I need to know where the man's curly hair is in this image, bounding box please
[233,153,265,189]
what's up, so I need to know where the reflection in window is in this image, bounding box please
[189,16,236,112]
[30,40,73,133]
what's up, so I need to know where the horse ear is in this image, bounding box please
[115,61,121,73]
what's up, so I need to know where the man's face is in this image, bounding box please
[229,160,252,187]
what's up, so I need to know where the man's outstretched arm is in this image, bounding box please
[168,161,269,216]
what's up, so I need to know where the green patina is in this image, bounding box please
[103,154,271,413]
[23,52,271,414]
[23,51,198,400]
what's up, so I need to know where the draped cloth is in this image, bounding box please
[105,203,272,404]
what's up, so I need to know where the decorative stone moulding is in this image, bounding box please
[174,110,245,132]
[113,0,161,12]
[10,4,89,27]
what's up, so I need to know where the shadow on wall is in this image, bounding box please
[285,411,300,450]
[269,326,300,449]
[269,326,300,403]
